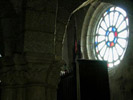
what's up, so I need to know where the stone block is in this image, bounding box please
[25,10,56,33]
[26,86,45,100]
[24,31,54,54]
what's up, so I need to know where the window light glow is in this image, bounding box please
[110,12,114,26]
[104,15,109,27]
[98,36,105,42]
[118,30,128,38]
[99,28,106,35]
[116,15,124,28]
[100,45,107,57]
[115,7,127,17]
[113,12,119,26]
[110,7,115,11]
[117,21,127,32]
[94,6,129,68]
[101,21,107,30]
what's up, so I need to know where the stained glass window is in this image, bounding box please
[94,7,129,68]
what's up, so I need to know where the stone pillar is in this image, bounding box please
[0,0,68,100]
[24,53,64,100]
[22,0,63,99]
[0,53,26,100]
[0,53,64,100]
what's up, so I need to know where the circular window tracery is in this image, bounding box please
[94,6,129,68]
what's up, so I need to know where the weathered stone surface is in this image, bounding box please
[25,86,45,100]
[27,0,57,12]
[55,42,62,59]
[0,53,63,100]
[56,22,66,39]
[57,7,70,24]
[24,31,54,54]
[25,10,56,33]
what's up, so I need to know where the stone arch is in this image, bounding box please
[81,0,102,59]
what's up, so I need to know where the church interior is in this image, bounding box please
[0,0,133,100]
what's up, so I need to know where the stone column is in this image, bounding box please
[0,53,27,100]
[0,52,64,100]
[24,53,52,100]
[24,53,64,100]
[0,56,14,100]
[23,0,62,99]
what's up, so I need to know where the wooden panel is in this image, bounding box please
[77,60,110,100]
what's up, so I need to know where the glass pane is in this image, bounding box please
[113,47,119,61]
[109,32,114,41]
[116,15,124,28]
[120,53,125,60]
[98,36,105,42]
[113,12,119,26]
[97,18,103,28]
[110,12,114,26]
[117,39,127,48]
[116,44,123,55]
[101,21,107,30]
[98,54,102,60]
[98,41,105,50]
[115,7,127,17]
[95,36,98,42]
[109,27,112,31]
[104,14,109,27]
[118,30,128,38]
[96,47,99,53]
[98,27,106,35]
[110,7,115,11]
[100,45,107,57]
[117,21,126,32]
[114,60,120,66]
[104,47,109,60]
[108,48,113,62]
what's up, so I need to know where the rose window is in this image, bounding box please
[94,6,129,68]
